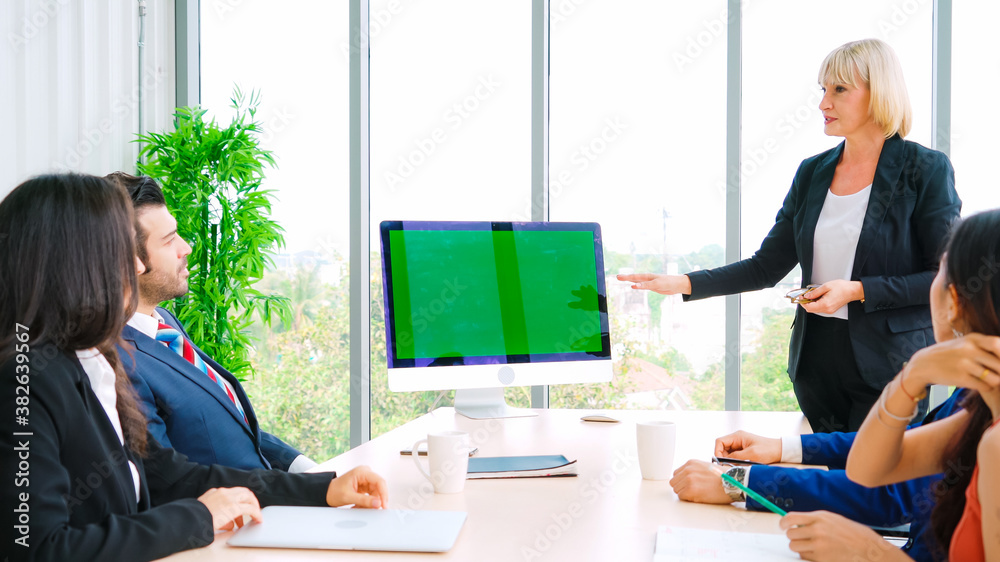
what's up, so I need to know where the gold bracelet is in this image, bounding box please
[898,367,926,403]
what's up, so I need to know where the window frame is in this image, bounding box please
[186,0,954,447]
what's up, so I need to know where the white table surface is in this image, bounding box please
[156,407,811,561]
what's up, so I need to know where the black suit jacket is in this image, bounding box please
[0,349,333,562]
[686,135,961,387]
[120,307,302,471]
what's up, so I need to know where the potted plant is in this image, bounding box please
[137,87,291,379]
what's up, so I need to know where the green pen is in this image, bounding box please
[720,472,788,516]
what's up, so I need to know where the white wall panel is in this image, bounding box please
[1,0,176,197]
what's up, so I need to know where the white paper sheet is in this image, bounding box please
[653,525,801,561]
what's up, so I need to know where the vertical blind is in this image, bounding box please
[1,0,176,195]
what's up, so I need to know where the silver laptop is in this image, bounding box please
[227,506,467,552]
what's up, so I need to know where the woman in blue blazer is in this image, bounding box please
[0,174,388,562]
[620,39,961,432]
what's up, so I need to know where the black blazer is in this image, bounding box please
[686,135,961,387]
[120,307,302,471]
[0,349,333,562]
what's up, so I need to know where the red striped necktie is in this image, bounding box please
[155,323,249,425]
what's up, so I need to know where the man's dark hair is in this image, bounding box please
[104,172,166,269]
[0,173,149,455]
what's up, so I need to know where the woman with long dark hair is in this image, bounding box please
[0,174,387,562]
[777,210,1000,561]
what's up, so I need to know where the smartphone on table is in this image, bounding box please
[401,446,479,457]
[713,456,765,466]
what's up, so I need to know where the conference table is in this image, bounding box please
[157,407,812,561]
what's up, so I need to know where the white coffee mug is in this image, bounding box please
[412,431,470,494]
[636,421,676,480]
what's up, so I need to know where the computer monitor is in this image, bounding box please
[379,221,613,419]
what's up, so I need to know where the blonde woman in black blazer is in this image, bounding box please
[0,174,388,562]
[620,39,961,432]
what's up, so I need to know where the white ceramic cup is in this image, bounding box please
[412,430,470,494]
[636,421,676,480]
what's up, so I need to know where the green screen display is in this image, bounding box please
[387,228,604,361]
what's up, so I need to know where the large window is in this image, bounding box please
[739,0,932,411]
[549,0,728,410]
[194,2,966,451]
[369,0,533,438]
[201,2,352,458]
[952,2,1000,217]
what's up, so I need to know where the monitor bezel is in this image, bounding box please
[379,220,612,371]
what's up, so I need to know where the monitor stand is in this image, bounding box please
[454,388,538,420]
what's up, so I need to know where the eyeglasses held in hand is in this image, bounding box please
[785,284,821,304]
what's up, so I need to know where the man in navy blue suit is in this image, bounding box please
[110,172,316,472]
[668,389,967,562]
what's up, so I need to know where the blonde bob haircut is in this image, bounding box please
[818,38,912,139]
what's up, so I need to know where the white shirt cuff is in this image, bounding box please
[739,466,752,489]
[780,435,803,464]
[289,455,319,473]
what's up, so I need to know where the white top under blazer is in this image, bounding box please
[811,184,872,320]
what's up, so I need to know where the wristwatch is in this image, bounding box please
[721,466,747,502]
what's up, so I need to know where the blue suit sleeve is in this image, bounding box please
[259,432,304,472]
[798,390,964,469]
[800,431,856,469]
[746,465,932,527]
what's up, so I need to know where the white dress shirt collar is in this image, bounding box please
[127,309,164,340]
